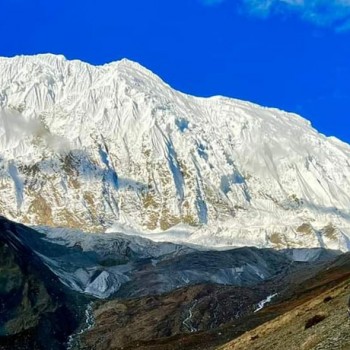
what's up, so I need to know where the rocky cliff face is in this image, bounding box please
[0,220,84,350]
[0,54,350,249]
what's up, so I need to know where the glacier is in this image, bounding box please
[0,54,350,250]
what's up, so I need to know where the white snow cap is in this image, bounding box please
[0,54,349,251]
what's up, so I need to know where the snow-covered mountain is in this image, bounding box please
[0,54,350,250]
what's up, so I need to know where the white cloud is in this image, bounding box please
[0,108,71,153]
[201,0,350,30]
[244,0,350,29]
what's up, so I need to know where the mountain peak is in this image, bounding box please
[0,54,349,251]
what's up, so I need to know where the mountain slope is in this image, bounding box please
[220,253,350,350]
[0,219,86,350]
[77,248,350,350]
[0,216,345,350]
[0,54,350,249]
[0,216,300,300]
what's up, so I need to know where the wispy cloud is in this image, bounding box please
[200,0,226,5]
[0,108,71,154]
[200,0,350,31]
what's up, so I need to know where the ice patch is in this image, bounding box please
[254,293,278,312]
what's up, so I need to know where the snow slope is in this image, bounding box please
[0,54,350,250]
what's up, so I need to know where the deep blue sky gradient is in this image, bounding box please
[1,0,350,142]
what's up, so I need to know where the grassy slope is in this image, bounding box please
[220,254,350,350]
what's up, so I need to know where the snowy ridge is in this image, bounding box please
[0,54,350,250]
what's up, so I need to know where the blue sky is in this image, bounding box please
[1,0,350,143]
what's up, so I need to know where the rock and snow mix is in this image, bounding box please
[0,54,350,250]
